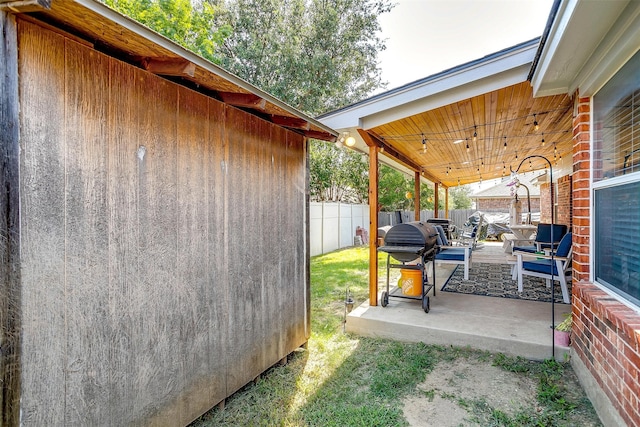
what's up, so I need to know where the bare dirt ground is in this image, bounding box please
[402,357,602,427]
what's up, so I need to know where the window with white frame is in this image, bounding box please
[592,49,640,306]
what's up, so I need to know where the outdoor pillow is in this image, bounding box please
[434,225,449,246]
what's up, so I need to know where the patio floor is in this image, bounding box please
[347,242,571,361]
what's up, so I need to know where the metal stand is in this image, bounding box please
[379,247,436,313]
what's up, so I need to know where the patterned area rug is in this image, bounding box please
[441,263,570,304]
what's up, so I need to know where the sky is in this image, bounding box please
[377,0,555,91]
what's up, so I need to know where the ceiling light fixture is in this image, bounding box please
[345,135,356,147]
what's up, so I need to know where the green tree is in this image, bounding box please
[213,0,391,115]
[378,165,410,211]
[310,141,368,202]
[103,0,231,63]
[449,185,473,209]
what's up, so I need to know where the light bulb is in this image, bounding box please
[345,136,356,147]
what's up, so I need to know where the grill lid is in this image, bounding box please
[378,222,438,262]
[383,221,438,248]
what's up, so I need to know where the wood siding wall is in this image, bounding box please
[1,12,21,427]
[13,19,309,426]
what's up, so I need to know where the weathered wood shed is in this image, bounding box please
[0,0,336,424]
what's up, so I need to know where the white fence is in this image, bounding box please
[310,205,481,256]
[310,203,370,256]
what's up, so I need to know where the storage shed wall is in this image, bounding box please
[12,19,309,426]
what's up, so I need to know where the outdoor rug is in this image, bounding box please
[441,263,570,304]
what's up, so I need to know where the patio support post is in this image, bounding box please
[368,144,379,306]
[414,171,421,221]
[444,187,449,218]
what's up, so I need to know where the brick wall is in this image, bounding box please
[573,284,640,426]
[540,182,551,224]
[556,175,572,227]
[539,179,571,227]
[571,96,640,426]
[476,197,540,211]
[573,97,591,281]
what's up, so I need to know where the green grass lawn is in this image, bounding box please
[192,247,600,427]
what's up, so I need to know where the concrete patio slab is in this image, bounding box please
[348,243,572,361]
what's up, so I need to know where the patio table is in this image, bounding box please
[508,224,537,240]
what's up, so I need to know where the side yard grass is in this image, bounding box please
[192,247,601,426]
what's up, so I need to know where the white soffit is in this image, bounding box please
[318,40,538,131]
[530,0,630,97]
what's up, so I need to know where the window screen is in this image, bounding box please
[593,49,640,306]
[594,181,640,305]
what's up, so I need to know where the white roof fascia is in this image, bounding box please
[530,0,629,98]
[573,1,640,97]
[319,41,538,131]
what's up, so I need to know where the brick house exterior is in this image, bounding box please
[530,3,640,425]
[476,197,541,212]
[571,97,640,427]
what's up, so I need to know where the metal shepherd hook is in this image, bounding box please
[510,155,557,360]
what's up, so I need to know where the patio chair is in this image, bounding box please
[433,225,473,280]
[514,232,572,303]
[512,223,567,254]
[452,215,483,249]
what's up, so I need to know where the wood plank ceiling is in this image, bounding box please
[368,81,574,188]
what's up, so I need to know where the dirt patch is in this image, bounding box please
[403,358,537,426]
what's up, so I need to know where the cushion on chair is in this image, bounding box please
[535,224,568,245]
[513,245,537,253]
[522,260,560,276]
[555,233,572,257]
[434,225,449,246]
[435,247,467,261]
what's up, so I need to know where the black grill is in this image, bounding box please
[378,221,438,262]
[377,221,438,313]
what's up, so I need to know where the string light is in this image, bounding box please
[473,125,477,142]
[533,113,539,131]
[466,140,470,153]
[421,133,427,153]
[503,136,507,148]
[541,133,545,146]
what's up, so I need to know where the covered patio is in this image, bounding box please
[318,36,575,361]
[318,37,574,310]
[320,2,640,424]
[346,242,571,361]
